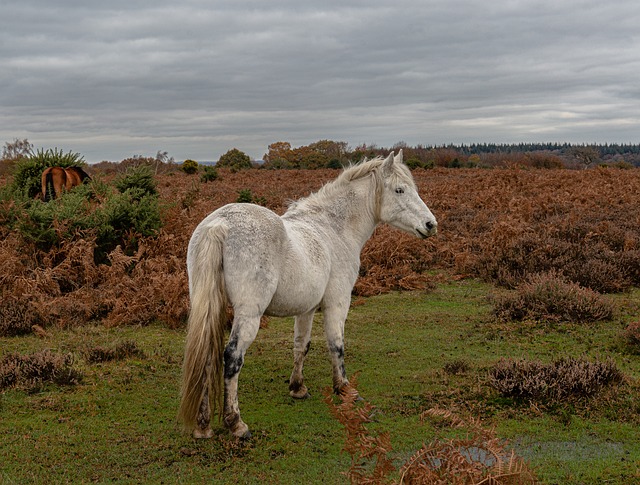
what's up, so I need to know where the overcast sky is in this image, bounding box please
[2,0,639,162]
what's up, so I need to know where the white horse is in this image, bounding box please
[178,150,437,439]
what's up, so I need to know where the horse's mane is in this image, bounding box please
[285,156,414,216]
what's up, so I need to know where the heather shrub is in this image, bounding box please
[489,357,623,402]
[493,272,614,323]
[623,321,640,352]
[0,297,37,337]
[0,350,82,391]
[85,340,145,363]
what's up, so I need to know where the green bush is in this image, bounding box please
[9,165,163,262]
[17,185,95,248]
[236,188,266,206]
[181,159,199,174]
[114,165,157,197]
[236,189,254,203]
[200,165,218,182]
[10,148,85,199]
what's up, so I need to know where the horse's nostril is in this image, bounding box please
[426,221,435,231]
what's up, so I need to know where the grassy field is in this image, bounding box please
[1,277,639,484]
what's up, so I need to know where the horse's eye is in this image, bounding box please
[395,187,404,194]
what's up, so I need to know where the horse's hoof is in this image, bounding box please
[193,427,214,439]
[289,386,311,399]
[229,420,251,440]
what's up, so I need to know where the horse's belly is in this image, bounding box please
[265,280,325,317]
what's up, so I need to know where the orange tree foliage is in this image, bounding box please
[2,165,640,332]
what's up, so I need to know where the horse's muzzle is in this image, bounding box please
[417,220,437,238]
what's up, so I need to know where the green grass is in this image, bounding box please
[1,278,639,483]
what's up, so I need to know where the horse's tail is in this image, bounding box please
[44,171,55,201]
[178,220,229,430]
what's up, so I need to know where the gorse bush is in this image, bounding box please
[200,165,218,183]
[7,165,162,262]
[181,159,198,174]
[493,272,614,323]
[114,165,158,198]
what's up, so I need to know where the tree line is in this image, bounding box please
[3,138,640,172]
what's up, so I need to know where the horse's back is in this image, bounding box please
[189,203,333,317]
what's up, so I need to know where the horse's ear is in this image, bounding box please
[394,149,404,164]
[382,152,395,175]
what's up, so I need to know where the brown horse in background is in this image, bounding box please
[41,166,91,201]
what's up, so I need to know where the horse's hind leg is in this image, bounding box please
[223,313,261,439]
[289,310,315,399]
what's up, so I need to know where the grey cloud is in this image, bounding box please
[1,0,640,162]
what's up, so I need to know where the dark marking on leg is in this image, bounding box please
[328,342,344,360]
[223,337,243,379]
[304,341,311,355]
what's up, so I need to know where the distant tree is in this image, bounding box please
[570,146,600,169]
[263,141,293,169]
[217,148,252,171]
[156,150,174,164]
[308,140,349,163]
[2,138,34,161]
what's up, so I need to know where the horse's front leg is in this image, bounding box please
[223,314,260,439]
[289,310,315,399]
[322,300,351,394]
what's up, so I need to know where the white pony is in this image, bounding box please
[178,150,437,439]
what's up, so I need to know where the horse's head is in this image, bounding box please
[377,150,437,238]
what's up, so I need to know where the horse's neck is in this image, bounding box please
[285,177,378,250]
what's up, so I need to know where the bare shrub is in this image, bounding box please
[323,379,395,483]
[401,408,538,484]
[489,357,624,402]
[493,272,614,323]
[0,350,82,391]
[324,378,538,484]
